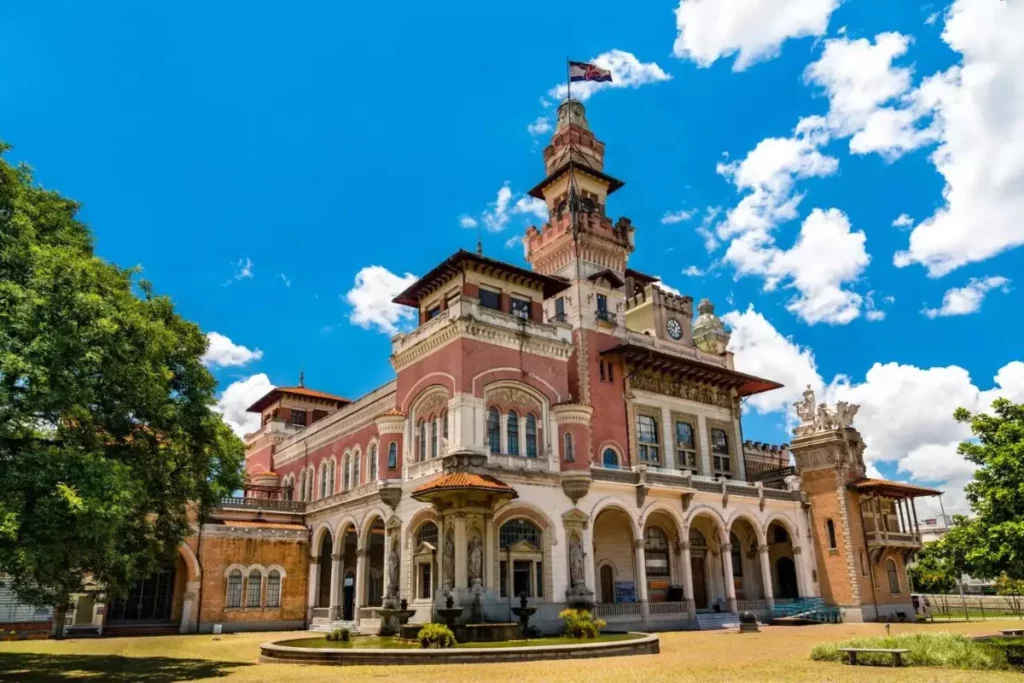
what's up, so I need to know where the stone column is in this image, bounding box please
[792,545,813,598]
[696,415,713,476]
[678,541,695,618]
[660,407,675,470]
[355,548,368,608]
[453,513,468,590]
[180,580,201,634]
[634,538,650,621]
[329,552,342,620]
[499,414,508,455]
[482,513,494,590]
[721,543,738,613]
[758,545,775,608]
[307,557,320,620]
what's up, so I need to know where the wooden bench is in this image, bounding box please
[838,648,911,667]
[1000,629,1024,637]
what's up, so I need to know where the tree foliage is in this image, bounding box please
[908,540,959,594]
[0,143,244,628]
[940,399,1024,581]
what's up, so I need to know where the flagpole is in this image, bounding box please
[565,57,589,406]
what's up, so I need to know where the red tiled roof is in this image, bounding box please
[849,478,942,498]
[246,386,350,413]
[412,472,517,497]
[222,520,308,531]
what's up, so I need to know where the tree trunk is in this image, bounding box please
[53,605,66,640]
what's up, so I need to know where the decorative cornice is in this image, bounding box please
[200,524,309,541]
[552,403,593,424]
[274,389,397,466]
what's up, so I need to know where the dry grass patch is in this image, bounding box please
[1,620,1023,682]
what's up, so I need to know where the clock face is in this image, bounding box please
[666,318,683,340]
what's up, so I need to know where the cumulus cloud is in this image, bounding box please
[655,280,682,296]
[201,332,264,368]
[214,373,274,438]
[459,215,478,229]
[894,0,1024,276]
[891,213,914,228]
[345,266,419,335]
[661,209,696,224]
[922,275,1011,318]
[480,182,548,232]
[682,265,705,277]
[673,0,839,71]
[547,49,671,102]
[527,117,552,136]
[223,257,253,285]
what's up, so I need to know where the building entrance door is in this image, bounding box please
[343,572,355,621]
[600,565,614,603]
[107,565,176,623]
[691,557,708,609]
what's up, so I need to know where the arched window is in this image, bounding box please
[431,419,438,459]
[487,407,500,453]
[319,464,327,499]
[306,468,314,501]
[887,558,901,594]
[442,411,448,448]
[353,451,361,487]
[369,444,378,481]
[644,527,670,578]
[417,522,439,548]
[330,460,336,492]
[388,441,397,469]
[525,414,537,458]
[343,455,351,491]
[602,448,619,469]
[266,569,281,608]
[507,410,520,456]
[826,519,838,549]
[246,568,263,607]
[689,528,707,547]
[563,432,574,462]
[225,569,243,608]
[418,420,427,461]
[773,526,789,544]
[499,519,542,549]
[730,532,743,578]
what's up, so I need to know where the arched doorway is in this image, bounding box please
[688,528,709,610]
[317,531,333,608]
[366,518,385,606]
[593,507,636,605]
[339,522,358,619]
[599,565,615,603]
[767,520,799,599]
[107,559,178,624]
[776,558,798,599]
[342,570,356,620]
[729,517,765,602]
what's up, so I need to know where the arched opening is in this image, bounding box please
[644,526,671,602]
[826,518,837,549]
[887,557,901,594]
[689,512,728,612]
[498,519,543,598]
[107,556,180,625]
[729,517,764,602]
[414,521,439,600]
[599,564,615,603]
[317,531,333,608]
[593,507,635,605]
[688,527,709,610]
[340,524,358,619]
[366,518,385,607]
[602,448,619,469]
[767,520,799,600]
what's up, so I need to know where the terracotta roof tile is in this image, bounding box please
[246,385,350,413]
[222,520,308,531]
[849,478,942,498]
[412,472,516,496]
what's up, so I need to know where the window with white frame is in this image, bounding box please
[674,418,698,471]
[637,414,660,465]
[369,444,378,481]
[246,569,262,607]
[507,410,520,455]
[225,570,243,608]
[487,407,500,453]
[419,420,427,461]
[266,569,281,607]
[431,419,438,459]
[602,448,619,469]
[343,455,350,491]
[525,414,537,458]
[499,519,544,599]
[388,442,397,469]
[353,452,361,487]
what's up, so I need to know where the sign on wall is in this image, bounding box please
[614,581,636,604]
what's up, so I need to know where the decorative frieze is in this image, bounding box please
[552,403,593,424]
[628,371,733,410]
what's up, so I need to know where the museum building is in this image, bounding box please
[47,99,941,638]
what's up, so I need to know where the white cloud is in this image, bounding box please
[891,213,914,228]
[661,209,696,224]
[895,0,1024,275]
[277,273,291,287]
[682,265,705,277]
[696,206,722,251]
[547,49,671,102]
[504,234,523,250]
[480,182,548,232]
[202,332,264,368]
[345,266,419,335]
[673,0,839,71]
[922,275,1011,318]
[724,208,870,325]
[723,306,824,415]
[223,257,253,285]
[459,215,478,229]
[926,12,940,26]
[214,373,274,438]
[864,290,891,321]
[655,280,682,296]
[527,117,552,136]
[803,32,936,159]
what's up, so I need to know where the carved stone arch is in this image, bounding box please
[359,507,390,546]
[400,373,457,413]
[472,368,563,404]
[311,523,334,556]
[404,506,441,549]
[640,501,685,543]
[763,514,799,542]
[589,496,641,540]
[491,501,554,599]
[178,543,201,581]
[334,514,360,541]
[685,504,729,544]
[266,563,288,579]
[483,380,548,418]
[596,440,626,468]
[727,510,767,546]
[223,563,248,578]
[407,384,452,421]
[246,563,269,578]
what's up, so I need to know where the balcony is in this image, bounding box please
[218,496,305,513]
[547,312,568,324]
[595,309,617,325]
[304,482,380,513]
[243,419,305,445]
[487,452,556,474]
[589,467,802,502]
[865,530,923,550]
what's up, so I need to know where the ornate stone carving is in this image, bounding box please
[415,389,449,418]
[561,474,592,505]
[443,528,455,592]
[486,387,541,414]
[569,539,585,587]
[386,537,400,598]
[379,484,402,511]
[629,371,733,409]
[468,535,483,586]
[793,386,860,436]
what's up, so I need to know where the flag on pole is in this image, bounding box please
[569,61,613,83]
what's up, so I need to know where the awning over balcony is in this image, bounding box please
[600,342,783,397]
[411,472,518,500]
[849,478,942,499]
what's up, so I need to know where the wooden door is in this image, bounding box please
[600,565,615,603]
[691,557,708,609]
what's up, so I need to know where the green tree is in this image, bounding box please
[941,399,1024,582]
[0,143,244,635]
[908,540,959,594]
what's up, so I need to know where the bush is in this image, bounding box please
[810,632,1013,671]
[326,627,350,643]
[559,608,607,639]
[418,623,456,649]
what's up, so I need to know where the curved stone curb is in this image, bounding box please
[260,632,660,666]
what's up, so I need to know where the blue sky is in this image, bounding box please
[3,0,1022,514]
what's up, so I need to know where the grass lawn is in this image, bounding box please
[1,620,1022,682]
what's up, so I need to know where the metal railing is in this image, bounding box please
[218,496,305,513]
[593,602,641,618]
[310,607,331,620]
[648,601,688,615]
[595,309,617,324]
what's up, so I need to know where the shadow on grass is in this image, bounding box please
[0,652,250,682]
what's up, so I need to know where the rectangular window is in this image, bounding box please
[599,361,606,381]
[711,428,731,476]
[479,288,501,311]
[225,572,243,608]
[637,414,660,465]
[426,306,441,320]
[419,563,432,599]
[265,572,281,607]
[675,420,698,471]
[596,294,608,312]
[513,560,531,598]
[289,409,307,426]
[388,442,397,469]
[554,297,566,322]
[511,297,530,320]
[607,362,613,382]
[499,561,508,598]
